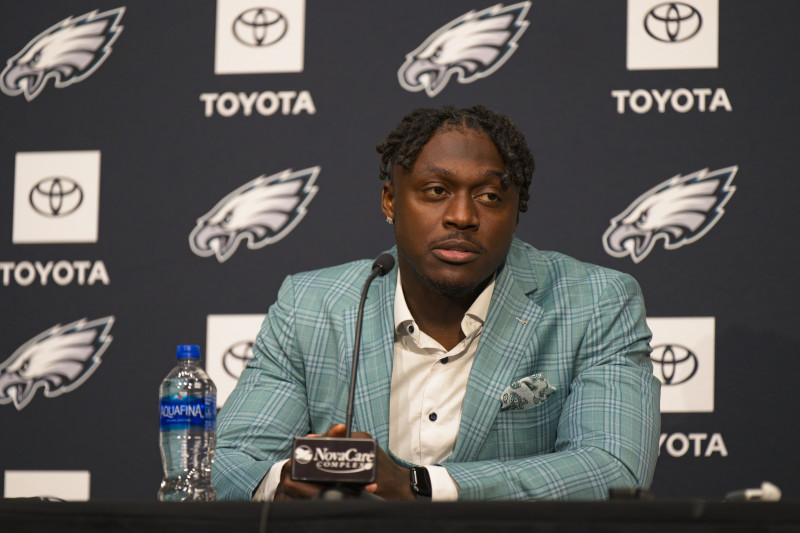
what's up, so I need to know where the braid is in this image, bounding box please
[376,105,534,212]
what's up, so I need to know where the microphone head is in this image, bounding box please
[372,253,395,276]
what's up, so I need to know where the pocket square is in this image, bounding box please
[500,373,557,411]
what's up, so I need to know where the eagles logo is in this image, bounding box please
[398,2,530,97]
[603,166,738,263]
[190,167,320,263]
[0,317,115,410]
[1,7,125,101]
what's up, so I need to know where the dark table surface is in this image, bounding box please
[2,499,800,533]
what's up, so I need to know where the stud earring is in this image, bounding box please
[386,216,394,225]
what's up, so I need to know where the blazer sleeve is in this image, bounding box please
[444,272,661,500]
[212,275,311,500]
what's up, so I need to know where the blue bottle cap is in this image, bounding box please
[176,344,201,360]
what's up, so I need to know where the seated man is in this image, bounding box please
[212,105,661,501]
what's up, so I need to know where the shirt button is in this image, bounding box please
[429,412,438,422]
[441,357,449,364]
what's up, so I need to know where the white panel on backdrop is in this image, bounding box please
[4,470,90,501]
[215,0,305,74]
[13,151,101,244]
[627,0,718,70]
[647,317,715,413]
[206,314,265,407]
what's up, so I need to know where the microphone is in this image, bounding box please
[291,253,395,492]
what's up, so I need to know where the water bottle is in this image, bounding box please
[158,344,217,501]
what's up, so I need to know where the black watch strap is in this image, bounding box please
[409,466,432,501]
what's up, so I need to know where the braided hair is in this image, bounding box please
[376,105,534,212]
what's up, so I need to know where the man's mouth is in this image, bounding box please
[431,239,480,264]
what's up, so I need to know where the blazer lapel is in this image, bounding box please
[340,267,396,449]
[448,249,544,463]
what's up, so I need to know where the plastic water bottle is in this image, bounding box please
[158,344,217,501]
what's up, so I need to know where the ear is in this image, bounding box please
[381,181,395,220]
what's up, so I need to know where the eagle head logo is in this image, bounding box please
[189,167,320,263]
[0,317,115,410]
[1,7,125,101]
[603,166,738,263]
[398,2,530,97]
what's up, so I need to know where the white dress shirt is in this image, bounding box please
[389,272,493,500]
[254,272,494,501]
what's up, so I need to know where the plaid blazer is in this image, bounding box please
[212,238,661,500]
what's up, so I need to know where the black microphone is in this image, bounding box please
[291,253,395,491]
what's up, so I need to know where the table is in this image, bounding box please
[2,499,799,532]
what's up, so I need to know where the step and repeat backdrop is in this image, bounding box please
[1,0,798,501]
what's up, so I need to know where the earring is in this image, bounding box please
[386,216,394,225]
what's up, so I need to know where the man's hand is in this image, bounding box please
[274,431,325,500]
[274,424,416,501]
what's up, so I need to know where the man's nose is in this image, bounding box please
[443,192,479,230]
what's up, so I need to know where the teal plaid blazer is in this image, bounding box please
[212,238,661,500]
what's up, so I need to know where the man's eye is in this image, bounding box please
[427,186,446,196]
[478,192,500,203]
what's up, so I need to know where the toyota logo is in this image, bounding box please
[29,176,84,217]
[232,7,288,47]
[644,2,702,43]
[222,340,255,379]
[650,344,698,385]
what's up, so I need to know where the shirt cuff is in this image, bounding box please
[252,459,289,501]
[427,465,459,501]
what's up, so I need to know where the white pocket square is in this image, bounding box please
[500,373,557,411]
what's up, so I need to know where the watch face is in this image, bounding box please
[411,467,432,497]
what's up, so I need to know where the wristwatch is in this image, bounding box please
[409,466,432,501]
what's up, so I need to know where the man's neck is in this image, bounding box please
[400,273,490,351]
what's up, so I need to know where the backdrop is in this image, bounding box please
[1,0,798,501]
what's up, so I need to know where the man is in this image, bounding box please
[212,105,661,501]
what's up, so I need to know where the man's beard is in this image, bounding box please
[418,270,490,300]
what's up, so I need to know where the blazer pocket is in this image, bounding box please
[499,373,557,411]
[489,386,561,457]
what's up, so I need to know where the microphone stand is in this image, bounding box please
[305,254,395,501]
[345,263,386,438]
